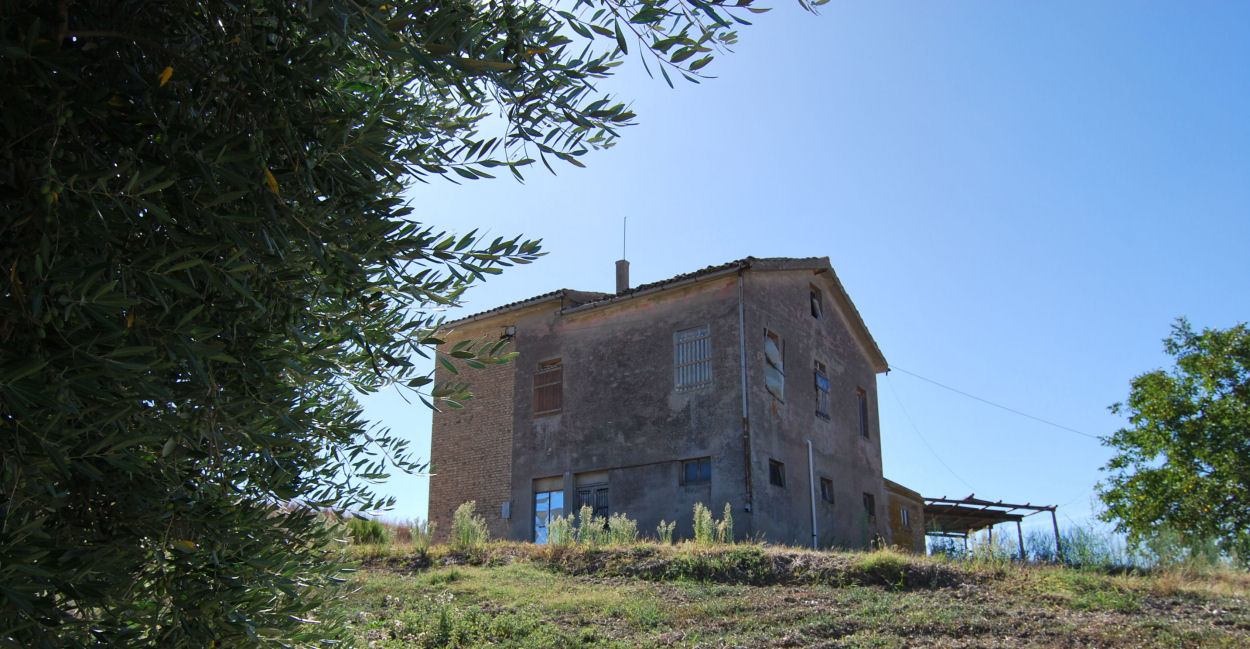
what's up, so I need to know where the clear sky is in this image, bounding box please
[361,1,1250,541]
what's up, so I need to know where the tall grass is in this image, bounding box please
[925,522,1232,572]
[346,517,389,545]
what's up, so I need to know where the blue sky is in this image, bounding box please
[362,1,1250,540]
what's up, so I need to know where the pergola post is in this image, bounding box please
[1016,520,1025,561]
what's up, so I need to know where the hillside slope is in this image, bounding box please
[332,544,1249,648]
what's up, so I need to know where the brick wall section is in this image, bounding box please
[428,327,516,542]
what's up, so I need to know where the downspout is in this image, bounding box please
[807,439,817,549]
[738,268,753,515]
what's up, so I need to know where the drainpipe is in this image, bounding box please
[807,439,817,549]
[738,269,753,515]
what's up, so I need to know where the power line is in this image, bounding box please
[884,378,978,492]
[889,365,1101,440]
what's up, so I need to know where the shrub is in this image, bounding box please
[576,505,607,546]
[452,501,490,553]
[608,513,639,545]
[656,520,676,545]
[548,514,576,546]
[693,503,715,545]
[347,517,389,545]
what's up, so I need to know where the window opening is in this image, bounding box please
[681,458,711,485]
[674,325,712,392]
[901,507,911,528]
[814,361,830,419]
[764,330,784,400]
[862,492,876,521]
[820,477,834,504]
[769,459,786,488]
[534,359,562,417]
[810,285,823,319]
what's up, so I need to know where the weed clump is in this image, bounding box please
[576,505,607,546]
[655,520,675,545]
[608,513,639,545]
[452,501,490,556]
[692,502,735,545]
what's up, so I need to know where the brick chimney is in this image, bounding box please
[615,259,629,294]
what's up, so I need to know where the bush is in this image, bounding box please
[347,517,389,545]
[452,501,490,553]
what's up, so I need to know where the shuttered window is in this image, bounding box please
[533,360,562,417]
[764,330,784,400]
[674,325,711,392]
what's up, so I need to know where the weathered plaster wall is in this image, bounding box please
[507,275,751,542]
[743,268,886,548]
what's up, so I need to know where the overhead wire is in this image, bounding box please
[884,377,978,492]
[889,365,1101,440]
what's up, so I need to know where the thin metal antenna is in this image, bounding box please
[622,216,627,259]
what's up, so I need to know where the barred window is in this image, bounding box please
[674,325,712,392]
[533,359,562,417]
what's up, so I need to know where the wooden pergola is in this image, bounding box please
[923,494,1061,560]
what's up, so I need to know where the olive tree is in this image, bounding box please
[1,0,789,645]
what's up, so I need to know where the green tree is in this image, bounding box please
[0,0,787,646]
[1098,319,1250,566]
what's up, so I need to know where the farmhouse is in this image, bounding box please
[428,257,925,549]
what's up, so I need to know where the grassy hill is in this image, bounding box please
[328,543,1249,648]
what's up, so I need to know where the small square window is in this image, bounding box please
[862,492,876,520]
[769,459,786,488]
[814,361,831,420]
[810,286,823,320]
[681,458,711,485]
[820,478,834,504]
